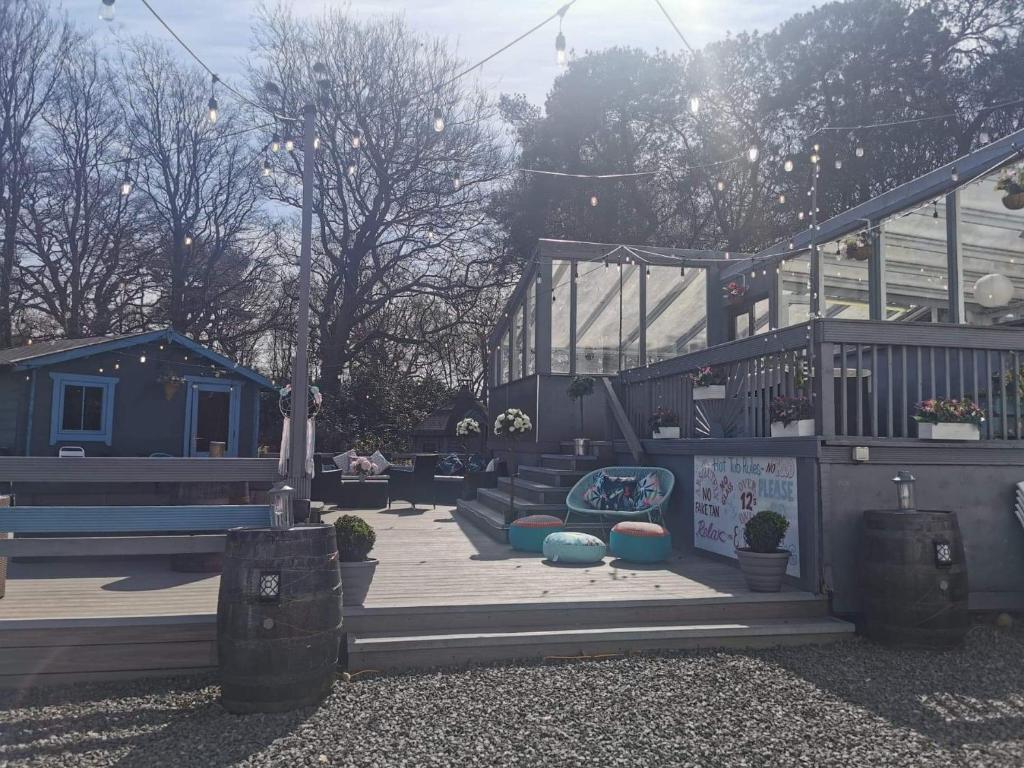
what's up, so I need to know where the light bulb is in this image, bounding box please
[351,130,362,149]
[951,166,959,182]
[855,145,865,158]
[778,193,786,204]
[798,211,805,220]
[184,236,193,246]
[810,152,820,164]
[139,354,146,363]
[590,194,599,207]
[270,134,281,153]
[716,180,725,191]
[99,0,114,21]
[346,160,357,177]
[689,96,700,115]
[556,32,567,66]
[285,138,295,152]
[120,179,132,196]
[784,159,794,173]
[747,146,759,163]
[432,108,445,133]
[834,158,842,170]
[207,96,218,124]
[261,160,271,177]
[453,173,463,191]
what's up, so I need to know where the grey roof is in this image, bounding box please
[0,333,147,366]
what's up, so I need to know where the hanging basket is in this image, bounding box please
[846,244,871,262]
[163,381,182,400]
[1002,192,1024,211]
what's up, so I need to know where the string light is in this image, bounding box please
[139,354,146,363]
[590,194,599,207]
[453,171,463,190]
[834,158,842,170]
[555,31,567,67]
[778,193,786,204]
[716,180,725,191]
[346,154,358,177]
[810,152,820,165]
[99,0,115,21]
[784,159,794,173]
[747,146,759,163]
[120,175,132,196]
[855,145,865,158]
[432,108,445,133]
[689,96,700,115]
[184,235,193,246]
[284,137,295,152]
[207,75,219,124]
[261,160,271,177]
[313,136,321,150]
[951,166,959,182]
[270,133,281,153]
[351,130,362,149]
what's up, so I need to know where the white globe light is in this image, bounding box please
[974,273,1014,308]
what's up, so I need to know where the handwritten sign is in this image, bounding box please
[693,456,799,577]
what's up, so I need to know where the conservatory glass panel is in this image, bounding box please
[621,265,641,370]
[511,303,523,380]
[821,236,871,320]
[778,251,811,328]
[575,261,629,374]
[645,266,707,363]
[882,201,948,322]
[525,281,536,376]
[957,166,1024,326]
[551,260,571,373]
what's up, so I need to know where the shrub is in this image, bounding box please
[769,395,812,426]
[743,511,790,553]
[334,515,376,561]
[566,375,596,400]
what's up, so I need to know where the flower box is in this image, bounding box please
[653,427,680,439]
[693,385,726,400]
[917,422,980,441]
[770,418,815,437]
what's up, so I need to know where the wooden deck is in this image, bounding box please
[0,504,849,686]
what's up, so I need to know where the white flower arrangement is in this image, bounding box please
[349,456,379,476]
[456,417,481,436]
[494,407,532,438]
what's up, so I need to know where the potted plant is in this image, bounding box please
[566,375,596,455]
[688,366,728,400]
[995,167,1024,210]
[649,406,680,439]
[334,514,377,606]
[736,510,791,592]
[723,281,747,305]
[769,395,814,437]
[913,398,985,441]
[493,407,533,523]
[157,367,185,400]
[839,233,871,261]
[348,455,379,481]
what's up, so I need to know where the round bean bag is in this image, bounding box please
[542,531,607,564]
[610,521,672,563]
[509,514,565,553]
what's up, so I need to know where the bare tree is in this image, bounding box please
[251,5,513,394]
[0,0,76,346]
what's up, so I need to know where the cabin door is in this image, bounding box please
[184,379,240,457]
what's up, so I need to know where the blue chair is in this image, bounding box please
[565,466,675,529]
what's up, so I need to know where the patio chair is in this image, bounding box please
[388,453,439,509]
[565,466,675,530]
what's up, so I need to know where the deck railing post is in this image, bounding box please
[813,323,836,437]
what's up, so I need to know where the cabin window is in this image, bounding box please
[49,373,117,445]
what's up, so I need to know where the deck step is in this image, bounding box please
[454,499,507,542]
[476,488,567,516]
[519,465,587,488]
[496,477,568,505]
[541,454,600,471]
[347,617,855,672]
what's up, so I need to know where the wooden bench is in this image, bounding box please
[0,504,273,558]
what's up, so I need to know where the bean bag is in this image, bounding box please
[509,514,564,553]
[610,521,672,563]
[542,531,607,564]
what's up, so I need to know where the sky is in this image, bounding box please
[63,0,819,107]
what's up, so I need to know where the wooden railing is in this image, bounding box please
[617,319,1024,441]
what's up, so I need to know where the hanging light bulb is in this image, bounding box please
[99,0,115,21]
[834,158,843,170]
[313,136,322,150]
[285,137,295,152]
[432,108,445,133]
[270,133,281,153]
[207,75,219,124]
[679,265,685,277]
[351,130,362,149]
[784,159,794,173]
[951,166,959,182]
[120,175,132,196]
[261,160,271,177]
[747,146,759,163]
[855,145,865,158]
[452,171,463,191]
[555,31,567,67]
[798,211,805,221]
[312,61,329,86]
[979,131,991,145]
[689,96,700,115]
[932,201,939,219]
[184,235,193,246]
[810,152,820,165]
[346,155,358,177]
[778,193,786,204]
[590,194,599,207]
[716,180,725,191]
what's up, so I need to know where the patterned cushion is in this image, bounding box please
[635,472,663,510]
[542,531,607,564]
[511,514,564,529]
[332,450,356,470]
[466,454,488,472]
[369,450,390,474]
[437,454,466,476]
[612,521,669,537]
[582,471,640,511]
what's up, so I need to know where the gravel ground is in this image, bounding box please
[2,624,1024,768]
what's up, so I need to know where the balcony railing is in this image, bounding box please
[617,319,1024,441]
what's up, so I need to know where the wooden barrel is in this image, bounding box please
[861,509,969,648]
[217,524,342,713]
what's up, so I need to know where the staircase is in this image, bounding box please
[455,451,600,541]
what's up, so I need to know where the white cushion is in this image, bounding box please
[369,450,390,474]
[332,450,356,470]
[485,458,497,472]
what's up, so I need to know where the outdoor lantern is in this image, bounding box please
[555,31,567,66]
[432,108,445,133]
[892,470,915,511]
[269,482,294,530]
[934,540,953,567]
[974,273,1014,308]
[258,571,281,602]
[99,0,115,21]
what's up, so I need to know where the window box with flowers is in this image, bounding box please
[688,366,728,400]
[995,166,1024,210]
[839,233,871,261]
[723,281,747,306]
[914,398,984,441]
[649,406,680,439]
[769,395,814,437]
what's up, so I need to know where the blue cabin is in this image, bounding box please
[0,329,274,458]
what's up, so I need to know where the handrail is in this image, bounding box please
[816,318,1024,350]
[0,457,281,483]
[601,378,646,463]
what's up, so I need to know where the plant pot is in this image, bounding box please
[693,385,726,400]
[339,558,378,606]
[1002,192,1024,210]
[770,418,815,437]
[736,548,791,592]
[846,245,871,262]
[917,422,980,441]
[572,438,590,456]
[653,427,680,439]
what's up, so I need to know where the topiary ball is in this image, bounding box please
[743,510,790,553]
[334,514,376,562]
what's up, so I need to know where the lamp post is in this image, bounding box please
[286,103,317,521]
[892,470,915,510]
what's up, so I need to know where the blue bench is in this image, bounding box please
[0,504,274,557]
